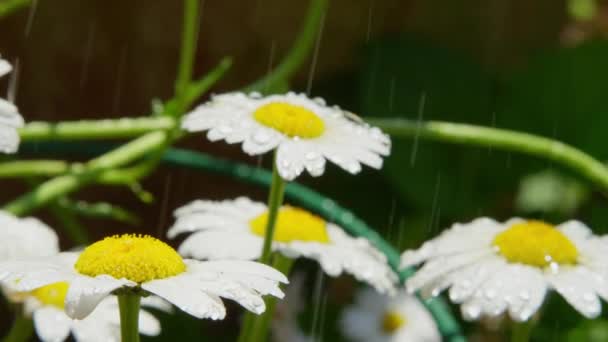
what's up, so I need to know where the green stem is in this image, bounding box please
[118,293,141,342]
[0,160,68,177]
[3,131,168,216]
[2,311,33,342]
[368,118,608,193]
[244,0,328,93]
[0,0,31,17]
[19,117,175,142]
[511,321,533,342]
[239,253,294,342]
[174,0,200,101]
[259,154,287,265]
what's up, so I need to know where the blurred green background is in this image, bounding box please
[2,0,608,340]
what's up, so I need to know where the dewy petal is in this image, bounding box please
[0,253,77,291]
[182,92,390,179]
[65,275,136,320]
[406,249,492,294]
[0,213,60,261]
[187,260,289,285]
[276,140,309,181]
[279,225,397,294]
[401,217,504,268]
[33,306,72,342]
[178,230,263,261]
[547,267,602,318]
[142,276,227,320]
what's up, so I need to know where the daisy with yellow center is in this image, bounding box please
[0,234,288,323]
[16,282,167,342]
[168,197,398,294]
[0,57,24,154]
[401,218,608,321]
[340,288,441,342]
[181,92,390,181]
[0,211,59,302]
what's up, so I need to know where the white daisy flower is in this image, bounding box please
[168,197,398,294]
[18,281,167,342]
[0,211,59,261]
[341,288,441,342]
[181,92,390,180]
[0,234,288,321]
[0,58,24,154]
[401,218,608,322]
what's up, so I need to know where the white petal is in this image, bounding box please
[138,309,162,336]
[141,295,173,313]
[547,267,603,318]
[0,59,12,77]
[65,275,135,320]
[406,249,491,294]
[33,307,72,342]
[178,230,262,260]
[187,259,289,284]
[242,127,283,155]
[448,257,504,303]
[275,141,307,181]
[400,217,503,268]
[142,276,226,320]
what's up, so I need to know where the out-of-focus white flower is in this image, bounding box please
[0,234,288,321]
[18,281,168,342]
[169,197,398,294]
[182,92,390,180]
[402,218,608,321]
[341,288,441,342]
[0,58,24,154]
[0,211,59,261]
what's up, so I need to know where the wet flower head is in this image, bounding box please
[249,206,330,243]
[493,220,578,268]
[253,102,325,138]
[75,234,186,283]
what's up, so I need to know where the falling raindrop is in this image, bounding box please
[79,23,96,89]
[306,9,326,95]
[365,0,374,43]
[410,91,426,166]
[112,45,129,114]
[7,58,18,103]
[156,173,173,238]
[24,0,38,37]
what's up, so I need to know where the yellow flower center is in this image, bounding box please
[249,206,330,243]
[253,102,325,138]
[32,282,69,309]
[381,310,406,334]
[493,221,578,268]
[75,234,186,283]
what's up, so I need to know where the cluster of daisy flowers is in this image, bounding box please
[1,79,605,342]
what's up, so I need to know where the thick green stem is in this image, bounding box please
[2,311,33,342]
[3,131,168,216]
[239,253,294,342]
[174,0,200,102]
[368,118,608,193]
[259,154,287,265]
[244,0,328,93]
[118,293,141,342]
[19,117,175,142]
